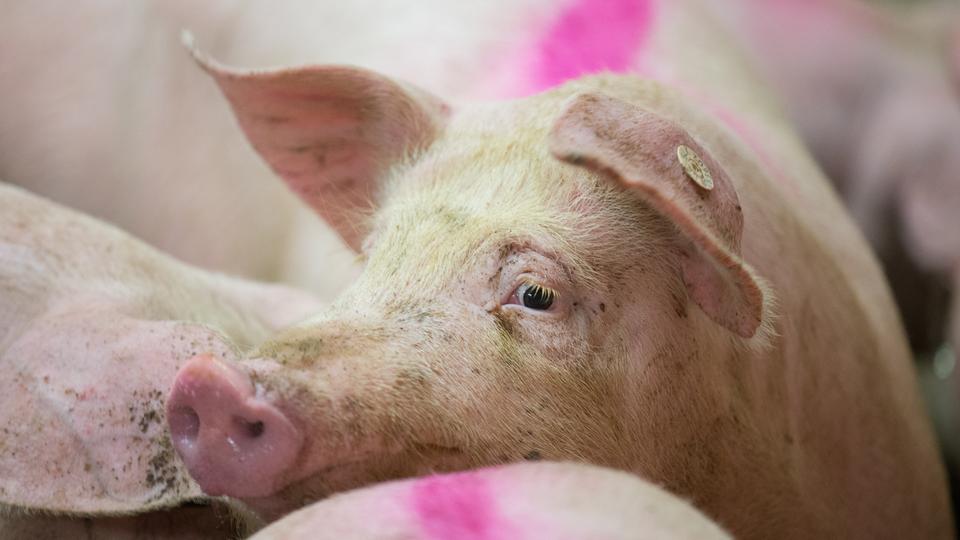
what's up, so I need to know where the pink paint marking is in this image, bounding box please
[411,471,517,540]
[523,0,656,93]
[503,0,801,196]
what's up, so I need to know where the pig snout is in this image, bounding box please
[166,354,303,498]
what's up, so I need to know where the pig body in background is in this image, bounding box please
[165,1,951,538]
[249,462,732,540]
[703,0,960,355]
[0,182,321,536]
[0,0,562,299]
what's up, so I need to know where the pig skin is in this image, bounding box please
[248,462,732,540]
[0,182,321,534]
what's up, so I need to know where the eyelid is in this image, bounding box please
[504,280,560,312]
[501,274,540,305]
[519,282,558,302]
[496,249,570,312]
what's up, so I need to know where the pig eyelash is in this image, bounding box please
[509,281,558,311]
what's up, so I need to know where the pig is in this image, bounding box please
[0,182,322,537]
[248,462,732,540]
[701,0,960,356]
[164,1,952,537]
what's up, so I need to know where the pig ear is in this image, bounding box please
[549,93,764,338]
[184,33,450,250]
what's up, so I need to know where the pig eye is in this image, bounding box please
[514,282,557,311]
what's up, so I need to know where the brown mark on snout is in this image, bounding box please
[523,450,543,461]
[257,328,327,367]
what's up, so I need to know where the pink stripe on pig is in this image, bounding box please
[522,0,656,93]
[411,471,518,540]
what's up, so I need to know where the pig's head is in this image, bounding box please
[167,40,771,518]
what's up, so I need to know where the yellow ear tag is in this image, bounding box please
[677,145,714,191]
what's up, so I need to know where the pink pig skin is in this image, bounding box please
[0,182,321,534]
[248,463,732,540]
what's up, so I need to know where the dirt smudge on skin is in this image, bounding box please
[121,388,192,503]
[144,436,190,502]
[493,309,520,340]
[127,389,165,434]
[491,308,524,369]
[144,433,190,504]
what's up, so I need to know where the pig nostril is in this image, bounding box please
[233,417,265,440]
[171,407,201,442]
[247,420,265,438]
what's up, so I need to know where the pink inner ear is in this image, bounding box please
[187,39,448,250]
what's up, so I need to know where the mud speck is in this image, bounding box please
[143,436,190,503]
[138,410,159,434]
[523,450,542,461]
